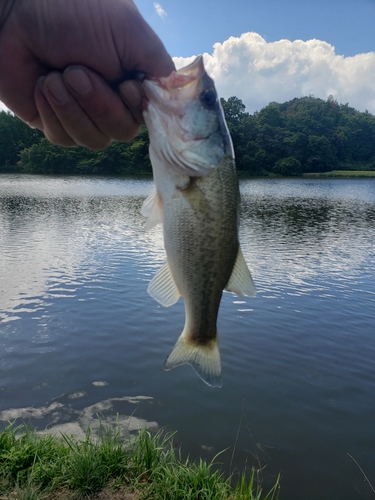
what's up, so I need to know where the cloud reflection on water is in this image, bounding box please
[0,392,158,441]
[239,178,375,301]
[0,176,165,324]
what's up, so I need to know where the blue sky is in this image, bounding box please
[137,0,375,58]
[133,0,375,114]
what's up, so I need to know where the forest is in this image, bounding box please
[1,95,374,176]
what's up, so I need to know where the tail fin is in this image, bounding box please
[164,333,222,388]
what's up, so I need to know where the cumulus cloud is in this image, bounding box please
[0,101,9,112]
[153,2,167,19]
[173,32,375,114]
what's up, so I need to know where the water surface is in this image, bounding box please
[1,174,374,499]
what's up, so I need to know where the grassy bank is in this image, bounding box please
[0,423,280,500]
[303,170,375,178]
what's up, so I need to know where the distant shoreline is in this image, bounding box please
[303,170,375,178]
[2,169,375,179]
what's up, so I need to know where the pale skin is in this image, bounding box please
[0,0,175,149]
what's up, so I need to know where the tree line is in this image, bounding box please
[1,95,374,176]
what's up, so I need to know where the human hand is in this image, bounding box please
[0,0,174,149]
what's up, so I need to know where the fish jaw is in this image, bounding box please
[141,55,233,178]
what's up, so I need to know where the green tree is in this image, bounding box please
[273,157,302,176]
[3,94,375,177]
[120,126,152,174]
[0,111,43,171]
[305,135,337,172]
[220,96,246,126]
[19,139,93,174]
[18,126,152,175]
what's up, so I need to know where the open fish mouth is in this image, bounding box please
[144,55,206,90]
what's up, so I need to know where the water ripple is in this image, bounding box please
[1,175,375,500]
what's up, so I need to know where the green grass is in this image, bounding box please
[0,422,280,499]
[303,170,375,178]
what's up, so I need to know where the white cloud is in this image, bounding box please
[153,2,167,19]
[173,32,375,114]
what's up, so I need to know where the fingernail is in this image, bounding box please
[64,67,92,96]
[45,74,69,104]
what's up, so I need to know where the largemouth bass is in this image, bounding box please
[141,56,256,387]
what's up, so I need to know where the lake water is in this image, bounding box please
[0,174,374,499]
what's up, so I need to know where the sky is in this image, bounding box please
[137,0,375,114]
[1,0,375,115]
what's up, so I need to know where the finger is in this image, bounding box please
[33,76,76,146]
[119,80,145,126]
[43,72,111,150]
[63,66,140,142]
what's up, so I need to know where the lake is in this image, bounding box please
[0,174,374,499]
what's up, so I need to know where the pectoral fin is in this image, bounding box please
[226,247,256,297]
[141,191,163,230]
[181,150,215,176]
[148,261,181,307]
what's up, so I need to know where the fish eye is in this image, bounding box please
[200,89,217,109]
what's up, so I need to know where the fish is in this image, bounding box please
[140,55,256,387]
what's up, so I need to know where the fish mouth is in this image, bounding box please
[143,55,205,91]
[141,56,210,114]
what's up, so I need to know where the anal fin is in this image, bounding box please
[226,247,256,297]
